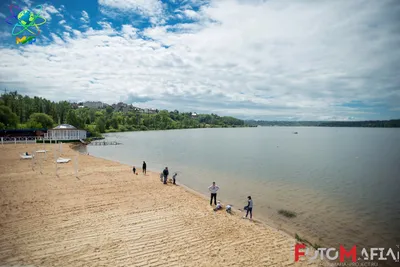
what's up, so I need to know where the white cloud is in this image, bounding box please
[183,9,201,19]
[32,4,57,22]
[21,0,33,8]
[59,20,74,32]
[49,33,65,45]
[0,31,11,38]
[46,5,64,18]
[80,10,90,24]
[64,25,73,32]
[58,5,66,13]
[98,0,164,24]
[0,0,399,120]
[45,5,61,15]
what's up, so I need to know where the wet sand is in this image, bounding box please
[0,143,321,267]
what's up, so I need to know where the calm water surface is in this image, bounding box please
[82,127,400,256]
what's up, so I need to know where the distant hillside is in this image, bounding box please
[245,120,400,128]
[0,91,246,136]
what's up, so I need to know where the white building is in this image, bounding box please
[44,124,87,141]
[82,101,106,109]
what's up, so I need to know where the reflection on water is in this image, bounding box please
[81,127,400,264]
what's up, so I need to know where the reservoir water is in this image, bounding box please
[82,127,400,259]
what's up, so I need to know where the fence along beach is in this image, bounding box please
[0,143,322,266]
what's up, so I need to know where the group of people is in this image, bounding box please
[132,161,147,175]
[160,167,177,185]
[208,181,253,220]
[132,161,177,185]
[132,163,253,219]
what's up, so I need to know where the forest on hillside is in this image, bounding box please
[0,91,246,136]
[1,92,398,138]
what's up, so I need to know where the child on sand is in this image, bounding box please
[213,201,222,211]
[226,204,232,214]
[172,173,177,185]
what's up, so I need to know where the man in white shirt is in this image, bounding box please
[208,182,219,206]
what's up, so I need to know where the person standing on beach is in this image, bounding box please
[208,182,219,206]
[132,166,136,174]
[163,167,169,184]
[172,173,177,185]
[243,196,253,220]
[142,161,147,175]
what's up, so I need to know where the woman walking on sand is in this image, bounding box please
[132,166,136,174]
[243,196,253,220]
[142,161,147,175]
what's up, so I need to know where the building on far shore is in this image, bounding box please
[141,108,158,114]
[44,124,86,142]
[81,101,107,109]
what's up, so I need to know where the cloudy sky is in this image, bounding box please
[0,0,399,120]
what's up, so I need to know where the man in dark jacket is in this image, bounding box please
[142,161,147,175]
[163,167,169,184]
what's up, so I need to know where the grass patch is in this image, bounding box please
[278,209,297,218]
[295,233,321,250]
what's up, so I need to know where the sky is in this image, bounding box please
[0,0,399,121]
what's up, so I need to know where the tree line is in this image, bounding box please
[245,120,400,128]
[0,91,246,136]
[2,91,398,135]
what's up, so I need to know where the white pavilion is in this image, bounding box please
[44,124,87,142]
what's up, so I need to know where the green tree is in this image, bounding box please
[27,113,54,128]
[110,117,119,129]
[0,90,255,133]
[66,110,85,129]
[56,101,71,124]
[95,117,106,133]
[0,105,19,129]
[89,109,96,124]
[106,106,113,115]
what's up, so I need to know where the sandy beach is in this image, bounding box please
[0,143,320,267]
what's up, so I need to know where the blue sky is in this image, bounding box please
[0,0,399,121]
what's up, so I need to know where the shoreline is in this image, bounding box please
[0,143,321,266]
[139,168,300,243]
[74,142,298,244]
[79,141,317,249]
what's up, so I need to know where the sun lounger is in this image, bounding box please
[36,150,48,153]
[20,154,34,159]
[57,157,71,163]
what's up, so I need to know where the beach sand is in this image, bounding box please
[0,143,320,267]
